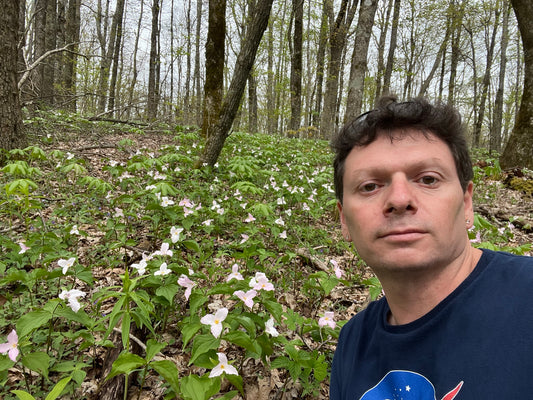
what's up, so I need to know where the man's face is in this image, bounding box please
[338,129,474,274]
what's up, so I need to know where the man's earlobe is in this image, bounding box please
[337,201,352,242]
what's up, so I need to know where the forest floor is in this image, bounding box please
[7,125,532,400]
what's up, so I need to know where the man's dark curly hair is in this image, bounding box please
[331,95,473,203]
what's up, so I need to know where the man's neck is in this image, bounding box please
[380,246,483,326]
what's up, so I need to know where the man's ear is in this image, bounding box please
[464,181,474,229]
[337,201,351,242]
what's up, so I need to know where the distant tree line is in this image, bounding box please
[0,0,531,169]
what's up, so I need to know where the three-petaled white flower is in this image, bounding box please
[177,274,196,300]
[244,213,256,223]
[70,225,80,235]
[0,330,19,361]
[153,242,173,257]
[59,289,86,312]
[234,289,257,309]
[154,262,172,276]
[209,352,239,377]
[18,242,30,254]
[250,273,274,291]
[318,311,336,329]
[58,257,76,274]
[265,317,279,337]
[160,197,175,207]
[131,259,147,275]
[170,226,184,243]
[226,264,244,282]
[200,307,228,338]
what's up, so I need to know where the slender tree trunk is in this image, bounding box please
[374,0,393,106]
[448,0,467,105]
[266,17,276,134]
[183,0,192,123]
[472,3,500,147]
[201,0,226,138]
[248,71,258,133]
[194,0,203,126]
[344,0,378,122]
[0,0,26,154]
[197,0,274,166]
[146,0,161,121]
[312,0,329,127]
[127,0,143,118]
[382,0,400,97]
[491,0,510,153]
[289,0,303,131]
[107,0,125,116]
[320,0,357,138]
[500,0,533,170]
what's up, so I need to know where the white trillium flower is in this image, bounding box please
[209,353,239,377]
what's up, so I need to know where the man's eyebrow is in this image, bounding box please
[347,158,451,178]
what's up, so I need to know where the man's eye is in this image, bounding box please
[360,183,378,192]
[420,176,438,185]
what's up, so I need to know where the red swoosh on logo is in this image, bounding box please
[441,381,464,400]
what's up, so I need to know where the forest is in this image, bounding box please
[0,0,532,399]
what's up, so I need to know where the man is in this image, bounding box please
[329,96,533,399]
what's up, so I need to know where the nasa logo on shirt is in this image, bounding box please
[359,370,463,400]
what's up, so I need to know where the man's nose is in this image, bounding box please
[383,176,417,215]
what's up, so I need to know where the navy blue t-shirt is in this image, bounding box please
[330,249,533,399]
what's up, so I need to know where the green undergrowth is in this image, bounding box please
[0,113,530,399]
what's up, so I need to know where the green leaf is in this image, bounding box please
[180,374,220,400]
[121,313,131,349]
[21,351,50,379]
[181,321,203,348]
[263,300,283,322]
[45,377,72,400]
[156,284,179,304]
[188,292,208,315]
[16,309,52,338]
[223,331,257,354]
[182,239,201,253]
[225,374,244,395]
[106,352,146,381]
[190,334,220,365]
[150,360,180,394]
[145,339,167,363]
[10,390,36,400]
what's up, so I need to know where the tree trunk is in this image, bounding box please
[312,0,329,127]
[491,0,511,153]
[146,0,161,121]
[248,71,258,133]
[381,0,400,98]
[60,0,80,111]
[374,0,393,106]
[107,0,125,116]
[472,4,500,148]
[448,0,467,105]
[194,0,203,127]
[96,0,112,113]
[202,0,226,138]
[127,0,143,119]
[500,0,533,170]
[197,0,274,167]
[320,0,357,139]
[0,0,26,155]
[289,0,303,131]
[344,0,378,122]
[266,17,276,134]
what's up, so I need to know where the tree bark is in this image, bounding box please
[344,0,378,122]
[312,0,329,127]
[0,0,26,155]
[197,0,274,167]
[289,0,303,131]
[500,0,533,170]
[472,4,500,147]
[107,0,125,116]
[194,0,204,127]
[491,0,511,153]
[381,0,400,98]
[202,0,226,138]
[146,0,161,121]
[320,0,357,139]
